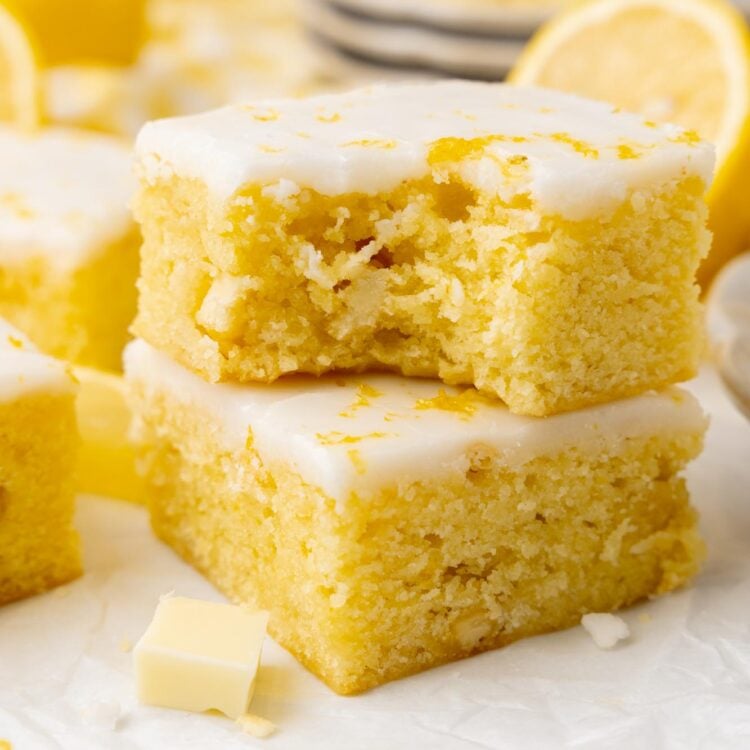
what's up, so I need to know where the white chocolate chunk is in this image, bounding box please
[236,713,277,738]
[581,613,630,650]
[79,700,122,730]
[134,597,269,719]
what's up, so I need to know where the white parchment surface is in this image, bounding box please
[1,368,748,750]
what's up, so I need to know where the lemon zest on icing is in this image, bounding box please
[548,132,599,159]
[414,389,491,420]
[342,139,397,150]
[339,383,384,418]
[316,112,341,123]
[347,449,367,475]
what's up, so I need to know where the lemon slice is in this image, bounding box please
[510,0,750,285]
[0,2,38,127]
[74,366,145,504]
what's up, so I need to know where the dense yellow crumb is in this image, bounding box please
[0,228,140,371]
[131,382,705,694]
[133,148,708,416]
[0,392,81,604]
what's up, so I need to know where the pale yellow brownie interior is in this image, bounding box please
[0,392,82,604]
[134,162,708,416]
[131,377,705,694]
[0,229,140,371]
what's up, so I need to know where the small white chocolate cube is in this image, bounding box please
[134,597,269,719]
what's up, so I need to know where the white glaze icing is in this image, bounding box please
[0,319,74,401]
[125,340,707,504]
[0,127,134,270]
[135,81,714,221]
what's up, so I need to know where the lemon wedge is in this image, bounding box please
[74,366,145,504]
[0,2,38,127]
[510,0,750,285]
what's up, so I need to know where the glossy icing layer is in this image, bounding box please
[0,127,133,270]
[125,339,707,503]
[136,81,714,220]
[0,319,74,401]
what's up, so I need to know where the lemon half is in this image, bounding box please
[510,0,750,285]
[9,0,146,66]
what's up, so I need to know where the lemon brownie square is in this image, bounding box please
[125,339,707,694]
[0,126,139,371]
[133,81,712,416]
[0,319,81,604]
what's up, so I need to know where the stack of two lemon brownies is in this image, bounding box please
[126,81,712,695]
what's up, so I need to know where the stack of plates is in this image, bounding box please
[302,0,750,82]
[300,0,565,80]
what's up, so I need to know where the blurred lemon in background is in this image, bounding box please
[0,0,148,130]
[74,366,145,504]
[9,0,146,66]
[0,1,38,127]
[510,0,750,286]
